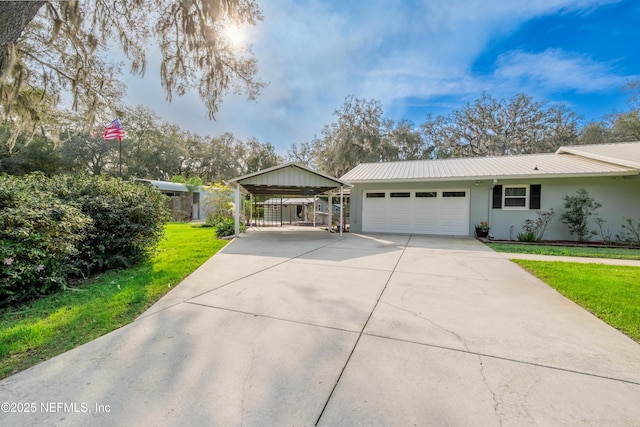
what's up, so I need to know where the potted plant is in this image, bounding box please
[475,221,490,238]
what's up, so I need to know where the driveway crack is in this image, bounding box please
[379,301,504,426]
[241,345,257,427]
[478,355,503,427]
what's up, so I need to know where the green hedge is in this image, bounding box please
[0,173,169,306]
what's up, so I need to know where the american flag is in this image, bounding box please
[102,118,125,142]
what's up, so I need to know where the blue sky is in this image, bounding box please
[125,0,639,154]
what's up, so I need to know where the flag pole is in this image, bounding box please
[119,139,122,178]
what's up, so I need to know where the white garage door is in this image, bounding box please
[362,189,470,235]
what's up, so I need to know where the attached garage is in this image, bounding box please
[362,189,470,235]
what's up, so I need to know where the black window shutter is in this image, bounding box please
[530,184,541,209]
[492,185,502,209]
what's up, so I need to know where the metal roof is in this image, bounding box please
[134,178,200,192]
[340,142,640,183]
[556,141,640,169]
[228,163,350,196]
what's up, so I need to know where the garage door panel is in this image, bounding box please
[363,189,469,236]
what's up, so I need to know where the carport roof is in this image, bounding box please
[227,163,350,196]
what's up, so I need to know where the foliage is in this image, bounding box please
[0,1,264,139]
[58,130,114,175]
[202,183,234,226]
[594,217,612,245]
[49,174,170,276]
[213,216,244,238]
[0,223,227,379]
[475,221,490,232]
[560,189,601,242]
[0,174,91,305]
[619,217,640,245]
[514,260,640,343]
[420,93,579,158]
[314,96,394,177]
[243,138,282,174]
[486,243,640,260]
[0,128,60,175]
[517,231,537,242]
[521,209,555,241]
[0,173,169,307]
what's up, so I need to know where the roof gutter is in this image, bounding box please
[342,170,638,185]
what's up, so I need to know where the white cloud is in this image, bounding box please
[493,49,628,93]
[123,0,631,154]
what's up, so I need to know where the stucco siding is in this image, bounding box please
[350,176,639,240]
[489,176,640,241]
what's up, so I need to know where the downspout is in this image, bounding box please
[488,178,497,235]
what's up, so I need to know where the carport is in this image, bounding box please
[227,163,351,237]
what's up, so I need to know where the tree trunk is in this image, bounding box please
[0,1,46,77]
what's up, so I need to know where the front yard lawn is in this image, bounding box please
[0,223,227,379]
[514,260,640,343]
[488,243,640,260]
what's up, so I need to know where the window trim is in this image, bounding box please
[390,192,411,198]
[415,191,437,198]
[502,185,529,210]
[442,191,466,198]
[366,192,386,198]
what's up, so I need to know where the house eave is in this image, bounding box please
[344,170,639,185]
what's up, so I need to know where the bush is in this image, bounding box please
[619,217,640,245]
[0,173,170,307]
[560,189,601,242]
[49,174,170,275]
[214,216,244,238]
[521,209,555,241]
[0,174,91,305]
[517,231,537,242]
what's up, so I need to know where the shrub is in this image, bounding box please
[619,217,640,245]
[594,217,612,245]
[560,189,601,242]
[202,183,234,225]
[521,209,555,241]
[0,174,91,305]
[49,174,171,276]
[214,217,244,238]
[517,231,537,242]
[0,173,170,307]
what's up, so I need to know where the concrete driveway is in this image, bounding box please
[2,230,640,426]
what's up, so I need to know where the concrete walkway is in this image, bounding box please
[500,251,640,266]
[2,230,640,426]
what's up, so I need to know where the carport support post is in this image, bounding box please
[313,196,316,227]
[249,193,253,228]
[339,186,343,237]
[328,194,332,232]
[234,185,240,237]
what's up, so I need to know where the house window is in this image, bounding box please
[503,186,528,209]
[416,191,437,198]
[390,192,410,198]
[366,192,385,198]
[442,191,466,197]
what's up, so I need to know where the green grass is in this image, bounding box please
[487,243,640,260]
[0,223,227,379]
[514,260,640,343]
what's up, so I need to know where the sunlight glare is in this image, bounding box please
[224,24,245,46]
